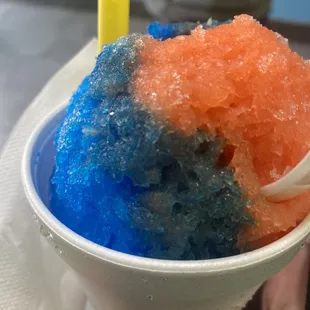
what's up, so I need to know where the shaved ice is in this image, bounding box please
[50,15,310,260]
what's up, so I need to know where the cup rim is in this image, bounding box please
[21,102,310,274]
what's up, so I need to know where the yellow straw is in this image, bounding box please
[98,0,130,52]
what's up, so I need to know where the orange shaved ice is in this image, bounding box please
[133,15,310,246]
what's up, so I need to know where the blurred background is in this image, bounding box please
[1,0,310,151]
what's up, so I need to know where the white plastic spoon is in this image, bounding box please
[261,151,310,202]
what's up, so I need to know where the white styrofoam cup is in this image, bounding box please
[21,102,310,310]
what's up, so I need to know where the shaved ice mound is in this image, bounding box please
[50,15,310,260]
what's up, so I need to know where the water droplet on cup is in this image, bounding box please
[46,233,54,241]
[142,278,148,284]
[147,295,153,301]
[301,243,305,248]
[40,225,54,243]
[32,213,39,224]
[40,224,50,237]
[55,246,64,256]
